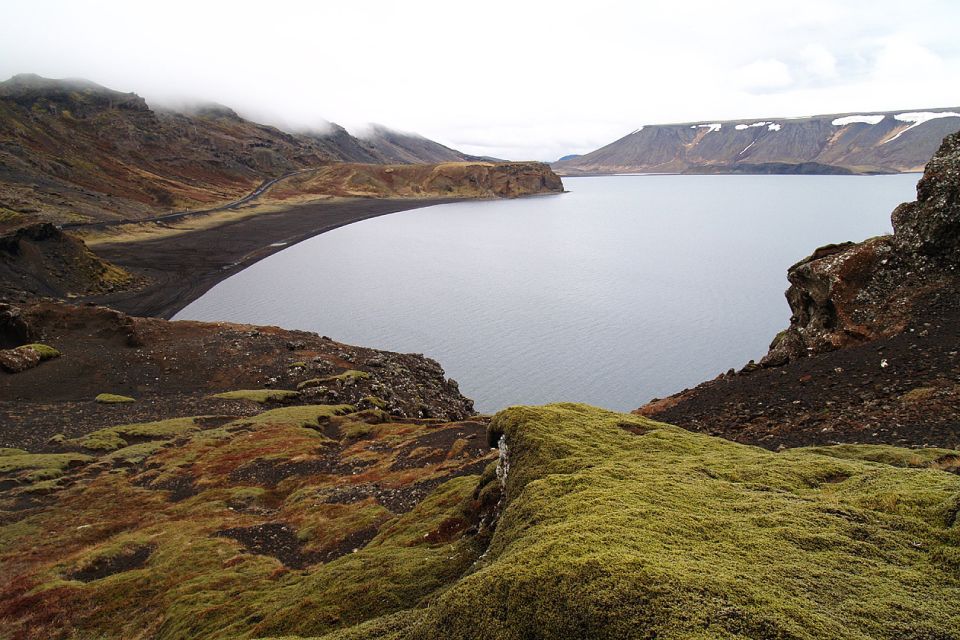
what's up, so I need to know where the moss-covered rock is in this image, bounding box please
[211,389,300,403]
[23,343,60,360]
[95,393,135,404]
[0,404,494,639]
[72,417,201,451]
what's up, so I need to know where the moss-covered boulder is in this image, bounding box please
[94,393,135,404]
[211,389,300,403]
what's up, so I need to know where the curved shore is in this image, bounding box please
[83,197,463,319]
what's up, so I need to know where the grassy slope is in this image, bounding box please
[308,404,960,640]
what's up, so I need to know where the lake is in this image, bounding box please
[175,174,920,412]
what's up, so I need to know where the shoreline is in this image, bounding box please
[83,197,464,319]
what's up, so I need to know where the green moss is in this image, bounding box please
[13,402,959,640]
[211,389,300,403]
[362,395,388,409]
[341,403,960,640]
[0,447,28,456]
[95,393,136,404]
[106,441,168,464]
[22,478,66,493]
[799,443,959,470]
[340,422,376,441]
[23,343,61,360]
[0,452,93,474]
[73,417,201,452]
[62,532,156,582]
[0,207,24,225]
[371,475,478,548]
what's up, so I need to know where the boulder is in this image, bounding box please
[0,345,41,373]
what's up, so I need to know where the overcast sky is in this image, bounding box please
[2,0,959,160]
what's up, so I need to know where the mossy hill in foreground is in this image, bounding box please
[2,403,958,639]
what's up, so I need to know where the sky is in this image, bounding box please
[1,0,959,161]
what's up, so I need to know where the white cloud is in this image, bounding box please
[872,36,946,80]
[0,0,958,160]
[800,44,838,79]
[733,59,794,91]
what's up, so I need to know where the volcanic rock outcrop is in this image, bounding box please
[762,131,960,367]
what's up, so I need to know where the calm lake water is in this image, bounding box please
[176,174,919,412]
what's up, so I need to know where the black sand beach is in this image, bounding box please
[85,198,461,319]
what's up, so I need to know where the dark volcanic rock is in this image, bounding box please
[0,344,40,373]
[891,131,960,257]
[0,303,33,348]
[763,131,960,366]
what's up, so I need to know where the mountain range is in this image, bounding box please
[0,74,481,226]
[553,108,960,175]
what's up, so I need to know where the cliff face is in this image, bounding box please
[0,75,476,227]
[264,161,564,201]
[554,108,960,175]
[763,131,960,366]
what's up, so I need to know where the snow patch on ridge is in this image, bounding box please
[884,111,960,143]
[832,115,885,126]
[734,121,780,132]
[691,123,722,133]
[735,121,771,130]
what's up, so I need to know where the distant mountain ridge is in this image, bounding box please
[0,74,476,226]
[553,108,960,175]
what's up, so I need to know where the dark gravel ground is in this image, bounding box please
[640,288,960,450]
